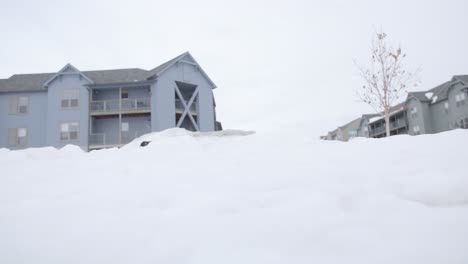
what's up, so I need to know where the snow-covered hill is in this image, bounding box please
[1,128,468,264]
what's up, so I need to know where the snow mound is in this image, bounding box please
[1,128,468,264]
[123,128,255,149]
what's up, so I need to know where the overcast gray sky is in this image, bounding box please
[1,0,467,133]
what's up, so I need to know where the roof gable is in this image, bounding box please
[146,52,217,89]
[407,80,453,104]
[43,63,94,88]
[453,75,468,86]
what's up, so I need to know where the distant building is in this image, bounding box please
[0,52,222,151]
[323,75,468,141]
[405,75,468,135]
[368,103,408,138]
[325,114,378,141]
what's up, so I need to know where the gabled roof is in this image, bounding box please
[0,52,216,93]
[83,68,149,84]
[146,51,217,88]
[0,73,54,92]
[146,52,188,79]
[43,63,94,87]
[339,117,362,131]
[453,75,468,86]
[407,79,455,104]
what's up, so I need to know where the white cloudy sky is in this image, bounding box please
[1,0,467,133]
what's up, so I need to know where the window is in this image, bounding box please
[9,96,29,114]
[410,107,418,119]
[60,122,79,141]
[61,89,79,109]
[444,102,449,114]
[413,125,420,135]
[121,122,129,132]
[121,89,129,99]
[459,117,468,129]
[456,92,466,107]
[8,128,27,147]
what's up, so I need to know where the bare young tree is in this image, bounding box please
[356,31,420,137]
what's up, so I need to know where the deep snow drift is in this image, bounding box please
[1,128,468,264]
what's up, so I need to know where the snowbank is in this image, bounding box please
[1,128,468,264]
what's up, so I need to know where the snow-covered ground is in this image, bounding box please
[1,128,468,264]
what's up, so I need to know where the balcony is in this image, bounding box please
[369,120,408,138]
[90,98,151,116]
[390,119,407,130]
[175,99,197,114]
[89,131,145,150]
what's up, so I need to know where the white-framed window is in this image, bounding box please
[9,95,29,114]
[455,92,466,107]
[121,122,129,132]
[413,125,420,135]
[61,89,79,109]
[8,128,27,147]
[410,106,418,119]
[59,122,79,141]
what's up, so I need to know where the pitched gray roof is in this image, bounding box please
[0,68,151,93]
[146,52,188,79]
[408,80,453,103]
[454,75,468,86]
[82,68,149,84]
[0,52,214,93]
[0,73,54,92]
[339,117,362,131]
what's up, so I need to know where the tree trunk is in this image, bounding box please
[385,114,390,137]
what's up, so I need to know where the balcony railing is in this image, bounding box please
[370,120,408,136]
[90,98,151,114]
[89,131,145,147]
[369,126,386,136]
[89,133,109,146]
[390,119,407,129]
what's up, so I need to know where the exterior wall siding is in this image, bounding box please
[407,99,425,135]
[45,74,91,150]
[420,102,432,134]
[0,91,47,149]
[447,83,468,128]
[429,100,450,133]
[152,61,215,132]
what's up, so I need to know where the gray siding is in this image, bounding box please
[152,58,215,132]
[447,82,468,128]
[407,99,426,135]
[45,74,90,150]
[429,100,450,133]
[421,102,432,133]
[358,119,369,137]
[0,91,47,149]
